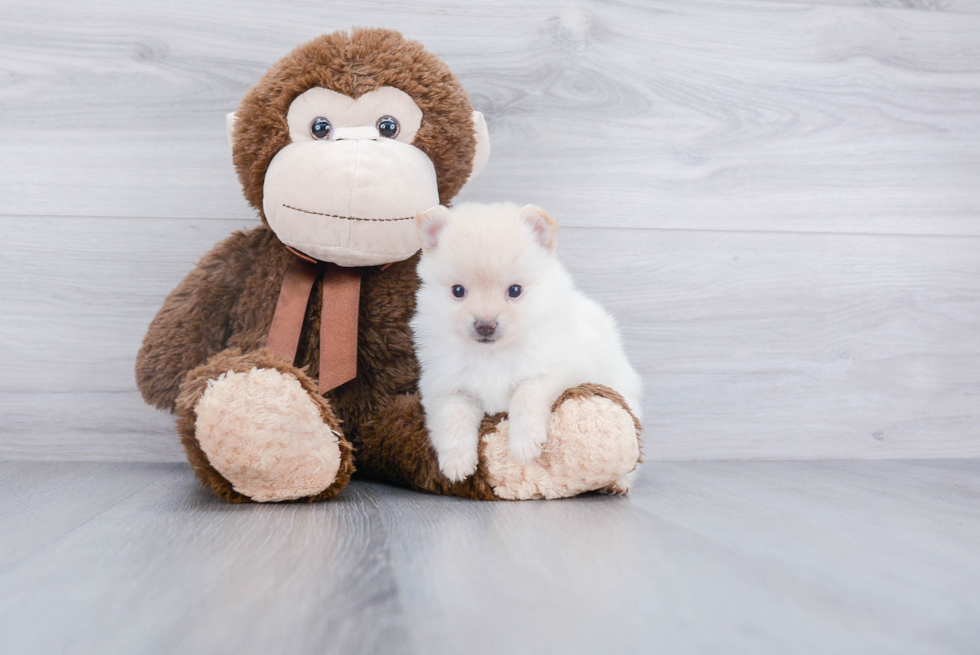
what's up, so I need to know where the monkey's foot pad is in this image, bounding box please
[481,384,641,500]
[195,367,343,502]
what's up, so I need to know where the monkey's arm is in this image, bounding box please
[135,227,265,412]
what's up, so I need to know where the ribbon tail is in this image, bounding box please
[267,256,319,365]
[318,263,362,393]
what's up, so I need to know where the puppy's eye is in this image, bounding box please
[376,115,399,138]
[452,285,466,298]
[508,284,522,298]
[310,117,332,140]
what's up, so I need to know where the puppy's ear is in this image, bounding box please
[416,205,452,252]
[518,204,559,252]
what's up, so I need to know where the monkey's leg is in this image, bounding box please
[175,348,354,503]
[355,385,641,500]
[480,383,642,500]
[353,393,499,500]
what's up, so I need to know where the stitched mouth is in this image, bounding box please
[283,204,414,222]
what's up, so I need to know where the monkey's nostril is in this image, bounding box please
[474,319,497,338]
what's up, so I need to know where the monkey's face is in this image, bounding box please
[253,86,443,266]
[230,30,491,266]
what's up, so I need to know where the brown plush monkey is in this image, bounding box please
[136,28,641,503]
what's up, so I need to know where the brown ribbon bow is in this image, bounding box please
[266,251,362,394]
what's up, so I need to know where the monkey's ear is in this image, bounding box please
[417,205,452,252]
[465,111,491,184]
[519,204,559,252]
[225,112,237,148]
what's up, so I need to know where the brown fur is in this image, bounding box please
[134,226,270,413]
[232,28,477,219]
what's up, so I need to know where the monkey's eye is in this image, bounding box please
[508,285,522,298]
[452,285,466,298]
[376,115,400,138]
[310,117,333,140]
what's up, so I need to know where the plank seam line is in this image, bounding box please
[2,214,979,239]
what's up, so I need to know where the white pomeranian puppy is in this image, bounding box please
[411,202,643,485]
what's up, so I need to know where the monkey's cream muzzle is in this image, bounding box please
[231,85,488,267]
[262,134,439,266]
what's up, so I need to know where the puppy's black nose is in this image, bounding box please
[474,319,497,338]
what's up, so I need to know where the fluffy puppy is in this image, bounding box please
[412,202,643,485]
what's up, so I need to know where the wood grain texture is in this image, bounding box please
[1,0,979,461]
[0,0,978,234]
[1,217,978,460]
[777,0,980,12]
[0,461,176,571]
[0,392,183,461]
[0,460,977,654]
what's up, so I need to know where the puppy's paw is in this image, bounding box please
[507,411,549,466]
[597,479,631,495]
[597,470,637,496]
[437,444,479,482]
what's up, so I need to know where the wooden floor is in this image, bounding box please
[0,460,977,655]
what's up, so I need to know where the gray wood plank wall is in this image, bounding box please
[1,0,978,461]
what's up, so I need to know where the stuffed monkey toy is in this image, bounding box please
[136,28,641,503]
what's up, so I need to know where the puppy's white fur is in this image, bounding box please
[412,202,643,485]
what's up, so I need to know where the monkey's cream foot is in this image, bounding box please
[480,384,642,500]
[193,367,344,502]
[176,348,353,503]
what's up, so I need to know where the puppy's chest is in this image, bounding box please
[456,351,533,414]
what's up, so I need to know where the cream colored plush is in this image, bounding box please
[263,137,439,266]
[483,394,640,500]
[467,110,490,183]
[194,368,343,502]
